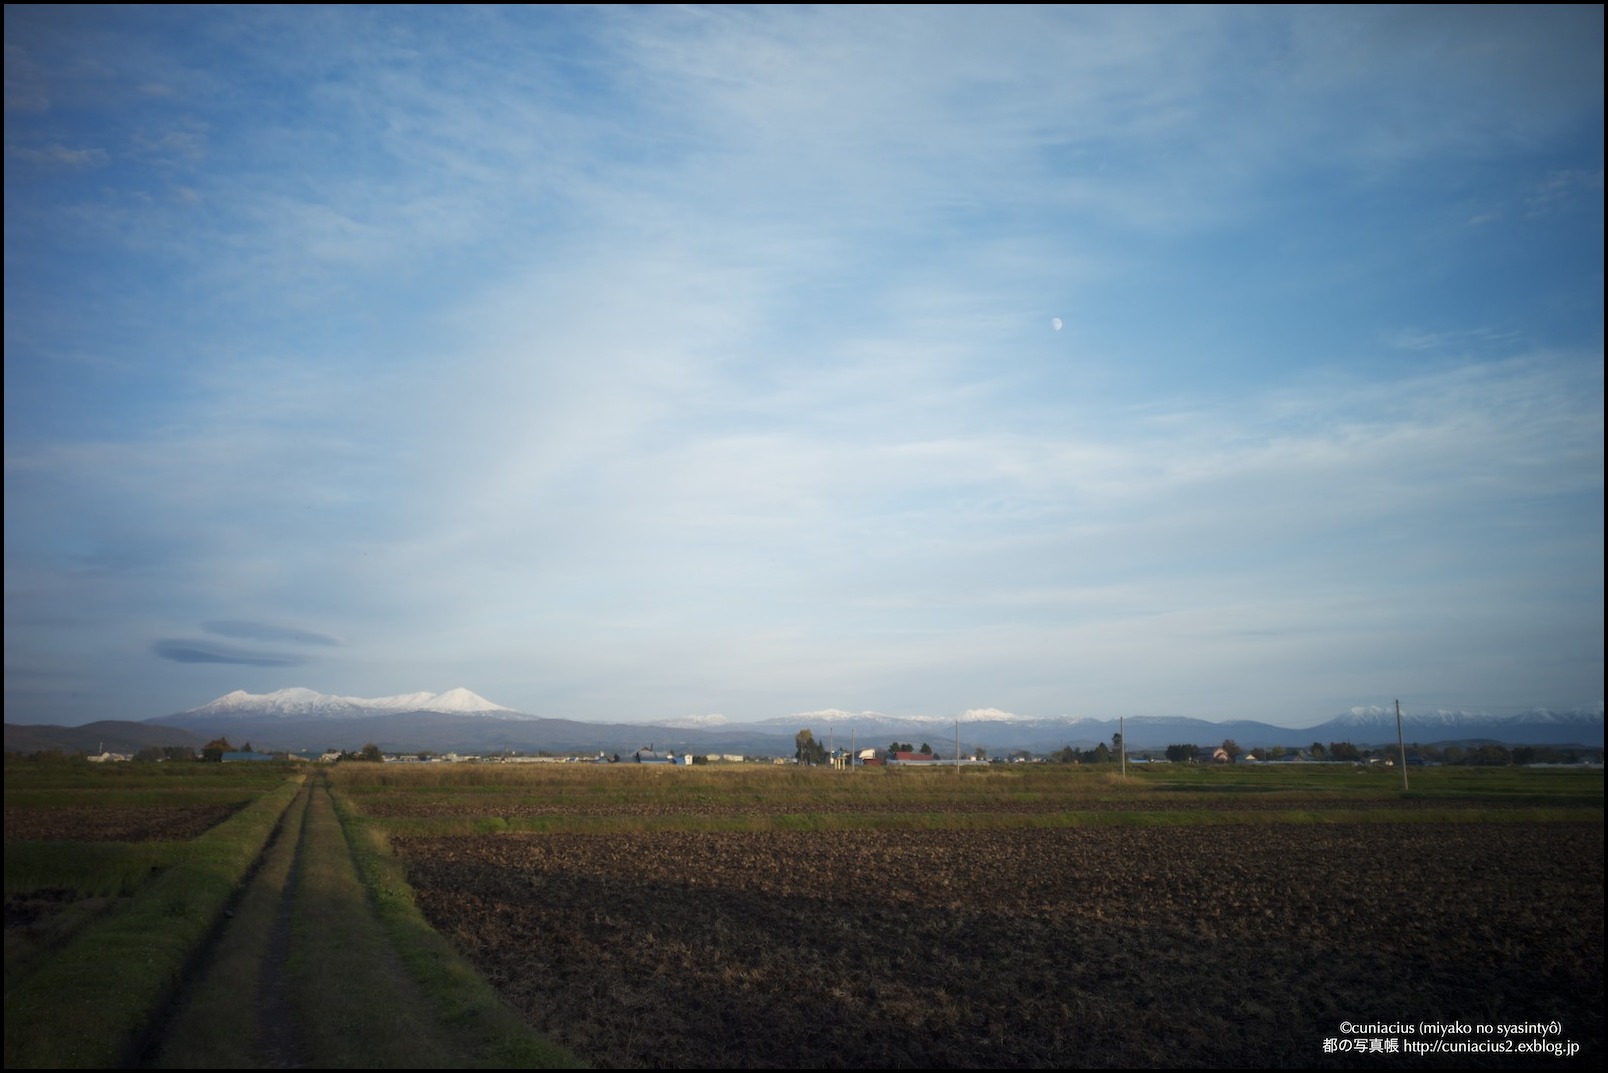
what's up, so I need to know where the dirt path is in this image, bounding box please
[256,780,311,1069]
[142,777,312,1067]
[142,772,523,1069]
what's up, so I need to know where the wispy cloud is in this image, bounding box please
[153,640,311,667]
[5,142,107,167]
[204,621,343,647]
[4,6,1600,725]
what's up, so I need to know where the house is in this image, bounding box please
[1196,747,1231,764]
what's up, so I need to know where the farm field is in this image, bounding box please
[7,759,1599,1067]
[337,762,1605,1068]
[3,761,576,1068]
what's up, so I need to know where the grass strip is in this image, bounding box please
[324,776,584,1068]
[3,774,304,1068]
[3,839,184,898]
[152,778,314,1068]
[289,776,463,1067]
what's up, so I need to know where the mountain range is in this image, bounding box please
[3,688,1601,757]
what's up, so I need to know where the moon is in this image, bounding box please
[1051,317,1063,331]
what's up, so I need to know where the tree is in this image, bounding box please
[1310,742,1327,761]
[1165,743,1198,763]
[974,746,987,761]
[795,729,826,766]
[1472,743,1511,766]
[202,737,233,762]
[359,743,384,763]
[1090,742,1111,764]
[1221,738,1243,761]
[1111,732,1123,756]
[919,743,932,755]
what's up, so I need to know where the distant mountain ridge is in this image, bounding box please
[83,690,1602,756]
[749,705,1604,746]
[183,687,516,718]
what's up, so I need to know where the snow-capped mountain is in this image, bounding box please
[1306,705,1603,745]
[658,714,732,729]
[183,687,517,719]
[759,707,1092,729]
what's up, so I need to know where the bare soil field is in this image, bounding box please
[361,795,1547,819]
[2,803,244,842]
[397,823,1603,1068]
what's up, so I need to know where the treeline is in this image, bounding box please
[1402,743,1596,765]
[1050,743,1117,764]
[4,745,198,763]
[1047,733,1127,764]
[1150,741,1599,765]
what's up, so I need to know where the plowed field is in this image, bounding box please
[398,823,1603,1068]
[2,804,244,842]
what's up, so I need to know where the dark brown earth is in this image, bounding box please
[361,796,1550,818]
[397,824,1603,1068]
[2,803,243,842]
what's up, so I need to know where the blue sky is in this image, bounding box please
[5,5,1602,728]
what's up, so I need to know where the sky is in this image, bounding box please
[5,5,1603,729]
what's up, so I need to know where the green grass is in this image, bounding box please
[329,760,1601,837]
[153,780,314,1068]
[324,776,583,1067]
[5,761,578,1068]
[3,840,184,898]
[4,757,297,792]
[4,774,304,1068]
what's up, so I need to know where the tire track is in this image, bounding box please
[142,776,313,1068]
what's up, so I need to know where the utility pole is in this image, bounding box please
[1119,715,1126,778]
[1396,699,1409,791]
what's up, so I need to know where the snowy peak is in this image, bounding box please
[186,687,515,718]
[659,714,731,729]
[1330,706,1603,730]
[191,688,353,715]
[409,687,512,713]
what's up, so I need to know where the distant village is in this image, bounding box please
[55,735,1603,769]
